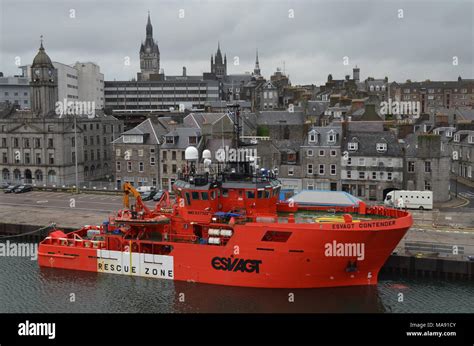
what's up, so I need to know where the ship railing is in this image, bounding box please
[44,236,106,249]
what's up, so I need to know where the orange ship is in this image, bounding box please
[38,171,412,289]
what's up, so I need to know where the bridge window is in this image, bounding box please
[222,189,228,197]
[265,190,271,198]
[257,190,264,199]
[246,190,255,199]
[201,192,209,200]
[262,231,292,242]
[192,191,200,200]
[185,192,191,205]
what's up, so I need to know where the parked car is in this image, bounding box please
[141,190,157,201]
[152,190,165,202]
[1,182,11,189]
[13,185,33,193]
[4,184,20,193]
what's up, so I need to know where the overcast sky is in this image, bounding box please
[0,0,473,85]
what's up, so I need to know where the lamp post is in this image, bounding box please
[74,114,79,194]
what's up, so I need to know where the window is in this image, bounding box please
[24,138,30,148]
[166,136,174,144]
[348,142,358,151]
[319,150,325,156]
[162,151,167,160]
[307,164,313,175]
[454,134,460,142]
[288,167,294,176]
[172,164,177,173]
[387,172,392,180]
[347,170,352,179]
[387,158,393,167]
[189,136,197,145]
[48,153,54,164]
[84,137,88,146]
[330,150,336,156]
[150,157,155,166]
[34,138,41,148]
[116,161,121,172]
[48,138,53,148]
[139,162,144,172]
[201,192,209,200]
[347,157,352,166]
[327,133,336,143]
[2,152,7,164]
[330,164,336,175]
[90,136,94,145]
[424,161,431,173]
[163,164,167,173]
[424,180,431,191]
[379,172,384,179]
[246,190,255,199]
[372,172,376,179]
[309,132,317,143]
[172,151,176,160]
[358,158,365,166]
[358,171,365,179]
[319,164,325,175]
[408,161,415,172]
[71,152,75,163]
[36,153,41,165]
[307,149,313,157]
[138,149,144,157]
[376,143,387,152]
[127,162,132,172]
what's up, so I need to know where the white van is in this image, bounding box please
[136,185,156,193]
[384,190,433,210]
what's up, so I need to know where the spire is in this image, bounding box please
[40,35,44,50]
[254,48,261,76]
[146,11,153,38]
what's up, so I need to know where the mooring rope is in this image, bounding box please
[0,223,56,240]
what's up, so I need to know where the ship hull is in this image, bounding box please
[38,221,410,289]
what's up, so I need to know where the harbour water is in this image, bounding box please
[0,255,473,313]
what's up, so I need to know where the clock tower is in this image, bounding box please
[30,37,58,116]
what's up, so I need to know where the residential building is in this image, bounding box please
[301,123,342,191]
[160,127,202,191]
[113,118,169,188]
[341,130,403,201]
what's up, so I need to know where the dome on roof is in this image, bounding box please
[32,42,53,67]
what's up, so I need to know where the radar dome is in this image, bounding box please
[185,146,199,160]
[202,149,212,160]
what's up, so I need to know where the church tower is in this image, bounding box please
[30,37,58,117]
[139,12,160,81]
[210,42,227,79]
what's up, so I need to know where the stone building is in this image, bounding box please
[450,129,474,185]
[112,118,169,188]
[0,40,121,186]
[403,133,451,202]
[160,127,202,191]
[341,130,403,201]
[301,123,342,191]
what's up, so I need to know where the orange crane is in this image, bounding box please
[122,182,152,215]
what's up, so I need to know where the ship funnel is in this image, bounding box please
[185,146,199,161]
